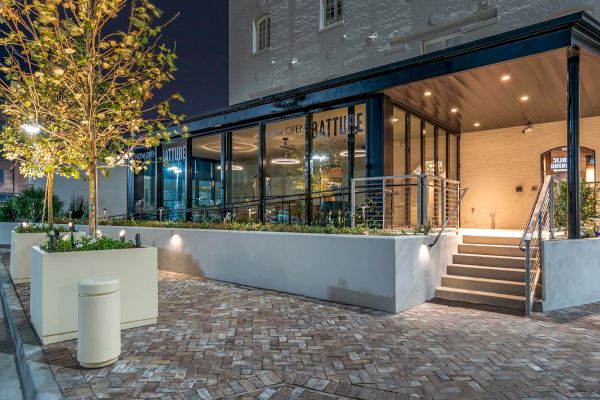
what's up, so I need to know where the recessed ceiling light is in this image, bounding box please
[450,108,458,113]
[424,91,432,97]
[520,95,530,102]
[501,75,511,82]
[474,122,481,128]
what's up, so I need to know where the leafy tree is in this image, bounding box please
[554,180,598,231]
[0,0,185,236]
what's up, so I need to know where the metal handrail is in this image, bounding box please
[520,175,555,315]
[429,187,469,247]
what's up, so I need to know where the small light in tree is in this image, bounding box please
[119,230,126,243]
[20,123,41,135]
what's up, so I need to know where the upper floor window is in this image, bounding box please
[321,0,342,28]
[422,33,462,54]
[253,15,271,53]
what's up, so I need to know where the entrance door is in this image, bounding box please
[541,147,595,183]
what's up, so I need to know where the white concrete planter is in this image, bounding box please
[30,246,158,345]
[78,225,458,314]
[543,238,600,311]
[9,230,83,284]
[9,231,46,284]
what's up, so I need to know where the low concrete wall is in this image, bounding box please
[0,222,17,245]
[87,225,458,313]
[543,238,600,312]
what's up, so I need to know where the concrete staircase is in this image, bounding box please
[435,235,538,311]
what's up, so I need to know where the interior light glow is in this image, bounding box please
[424,91,432,97]
[167,166,182,174]
[217,164,244,171]
[501,75,511,82]
[450,108,458,113]
[392,118,399,122]
[340,149,366,158]
[21,123,41,135]
[520,95,530,102]
[271,157,301,165]
[473,122,481,128]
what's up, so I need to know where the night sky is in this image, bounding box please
[153,1,229,119]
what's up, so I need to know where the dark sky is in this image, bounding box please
[153,1,229,118]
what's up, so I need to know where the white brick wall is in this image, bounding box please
[461,116,600,229]
[229,0,598,105]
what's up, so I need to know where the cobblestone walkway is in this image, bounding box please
[9,269,600,399]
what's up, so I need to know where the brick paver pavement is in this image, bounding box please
[6,262,600,399]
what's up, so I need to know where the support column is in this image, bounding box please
[258,124,267,223]
[567,49,581,239]
[304,114,313,225]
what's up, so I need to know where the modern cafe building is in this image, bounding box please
[39,1,600,313]
[124,1,600,234]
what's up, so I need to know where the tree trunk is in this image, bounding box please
[88,162,97,237]
[41,178,48,225]
[47,172,54,228]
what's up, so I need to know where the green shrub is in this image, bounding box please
[41,233,135,253]
[14,223,69,234]
[98,219,418,236]
[554,180,598,230]
[0,187,63,223]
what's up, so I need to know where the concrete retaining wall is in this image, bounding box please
[543,238,600,312]
[0,222,17,246]
[89,225,458,313]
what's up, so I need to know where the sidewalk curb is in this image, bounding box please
[0,266,62,400]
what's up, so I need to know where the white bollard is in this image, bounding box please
[77,277,121,368]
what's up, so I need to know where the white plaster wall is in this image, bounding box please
[83,224,457,313]
[33,166,128,218]
[543,238,600,312]
[229,0,598,105]
[0,222,17,245]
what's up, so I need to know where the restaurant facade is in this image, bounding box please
[128,11,600,237]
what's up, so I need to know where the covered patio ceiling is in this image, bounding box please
[384,48,600,133]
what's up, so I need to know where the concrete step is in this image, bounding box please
[453,253,526,269]
[435,287,525,310]
[447,264,525,282]
[458,243,524,258]
[441,275,526,296]
[463,235,521,246]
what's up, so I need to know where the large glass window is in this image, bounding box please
[265,116,306,224]
[254,15,271,53]
[191,134,221,221]
[448,133,458,181]
[322,0,342,28]
[162,140,188,220]
[438,129,447,178]
[231,127,259,222]
[354,103,367,180]
[132,148,157,215]
[310,107,350,225]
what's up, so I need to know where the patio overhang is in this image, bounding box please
[179,12,600,137]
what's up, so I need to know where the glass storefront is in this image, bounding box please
[230,127,260,222]
[129,98,458,227]
[265,116,306,224]
[131,148,157,215]
[162,140,187,220]
[191,134,222,221]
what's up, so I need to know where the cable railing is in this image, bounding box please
[519,175,555,315]
[350,174,462,231]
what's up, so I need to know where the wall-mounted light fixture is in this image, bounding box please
[522,125,533,134]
